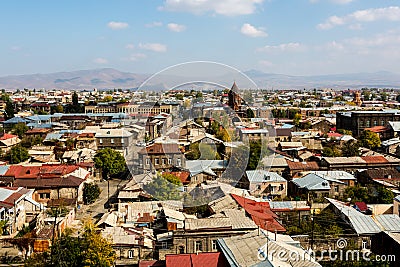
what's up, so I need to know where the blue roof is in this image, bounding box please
[59,130,81,134]
[0,166,10,176]
[3,117,29,124]
[27,115,52,122]
[292,173,331,191]
[44,133,63,141]
[27,123,53,129]
[280,123,294,129]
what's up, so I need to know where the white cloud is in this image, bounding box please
[331,0,354,4]
[318,6,400,30]
[10,46,22,51]
[139,43,167,52]
[125,44,135,49]
[240,23,267,37]
[93,58,108,64]
[145,21,163,28]
[257,42,303,52]
[160,0,264,16]
[127,53,147,61]
[107,21,129,30]
[167,23,186,32]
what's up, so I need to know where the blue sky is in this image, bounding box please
[1,0,400,76]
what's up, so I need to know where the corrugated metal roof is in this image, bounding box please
[348,216,381,234]
[0,165,10,176]
[246,170,286,183]
[292,174,331,191]
[374,214,400,232]
[0,188,14,202]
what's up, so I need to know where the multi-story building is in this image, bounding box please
[336,111,400,137]
[138,143,185,173]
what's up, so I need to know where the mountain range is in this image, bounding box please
[0,68,399,90]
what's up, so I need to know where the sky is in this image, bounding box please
[1,0,400,77]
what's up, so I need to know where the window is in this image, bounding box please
[177,158,181,167]
[373,120,378,126]
[366,120,370,127]
[111,139,114,144]
[179,246,185,254]
[381,120,386,126]
[162,158,167,165]
[99,139,103,144]
[155,158,160,165]
[121,138,124,144]
[162,242,168,249]
[279,184,284,191]
[146,158,150,165]
[334,185,339,192]
[195,241,202,252]
[39,193,50,199]
[212,240,217,250]
[128,250,134,259]
[168,158,172,164]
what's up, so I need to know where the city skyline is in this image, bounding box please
[2,0,400,77]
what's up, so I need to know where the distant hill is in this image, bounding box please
[0,68,399,90]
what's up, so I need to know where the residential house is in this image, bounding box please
[358,168,400,189]
[0,164,90,205]
[94,128,133,156]
[320,156,400,171]
[284,160,319,179]
[217,229,321,267]
[0,133,21,152]
[290,173,347,201]
[305,171,356,187]
[0,187,42,235]
[164,252,229,267]
[238,170,287,199]
[157,209,257,259]
[138,143,185,173]
[101,226,155,266]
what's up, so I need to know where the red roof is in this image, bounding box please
[286,161,319,171]
[5,164,80,179]
[231,194,286,232]
[327,132,342,138]
[0,134,18,140]
[166,252,227,267]
[139,143,182,155]
[361,156,388,164]
[355,202,368,212]
[138,260,165,267]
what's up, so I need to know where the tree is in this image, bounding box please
[94,148,126,179]
[6,145,29,164]
[358,130,381,149]
[4,100,15,120]
[374,186,394,204]
[246,108,255,118]
[293,113,302,127]
[160,173,181,186]
[323,147,341,157]
[11,123,28,139]
[50,104,63,114]
[341,140,360,156]
[102,96,113,102]
[343,186,370,203]
[25,222,116,267]
[83,183,101,204]
[143,174,182,201]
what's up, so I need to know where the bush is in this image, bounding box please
[83,183,100,204]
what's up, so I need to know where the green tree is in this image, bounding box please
[160,173,181,186]
[4,100,15,120]
[11,123,28,139]
[375,186,394,204]
[6,144,29,164]
[50,104,64,114]
[343,186,370,203]
[143,174,182,201]
[25,222,116,267]
[341,140,360,157]
[83,183,101,204]
[293,113,302,127]
[246,108,255,118]
[358,130,381,149]
[94,148,126,179]
[323,147,341,157]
